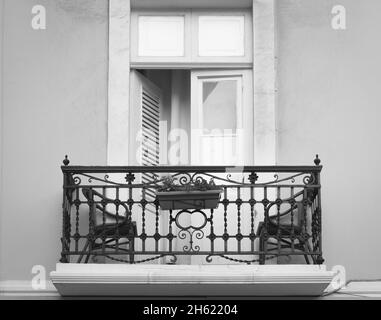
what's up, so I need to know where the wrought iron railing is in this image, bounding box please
[60,155,324,265]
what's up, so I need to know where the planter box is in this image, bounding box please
[156,190,222,210]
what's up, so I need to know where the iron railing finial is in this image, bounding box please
[63,155,70,166]
[314,154,321,166]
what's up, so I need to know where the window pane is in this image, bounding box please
[202,80,237,132]
[138,16,185,57]
[198,16,245,57]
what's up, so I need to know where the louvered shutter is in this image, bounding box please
[141,86,160,202]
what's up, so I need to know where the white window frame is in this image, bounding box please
[130,10,193,66]
[194,75,243,132]
[191,10,253,64]
[108,0,277,167]
[130,9,253,69]
[190,69,253,166]
[137,16,186,57]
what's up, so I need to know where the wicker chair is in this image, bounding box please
[78,188,137,264]
[257,194,315,265]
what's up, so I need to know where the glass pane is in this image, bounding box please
[198,16,245,57]
[138,16,185,57]
[202,80,237,132]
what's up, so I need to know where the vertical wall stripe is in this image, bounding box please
[253,0,277,165]
[107,0,131,165]
[0,0,5,278]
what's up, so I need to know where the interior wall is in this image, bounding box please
[171,70,191,165]
[0,0,108,281]
[276,0,381,280]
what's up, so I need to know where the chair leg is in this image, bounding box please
[259,234,266,265]
[129,237,135,264]
[77,240,90,263]
[305,241,316,264]
[84,240,93,264]
[301,241,311,264]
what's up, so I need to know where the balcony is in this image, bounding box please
[51,155,333,297]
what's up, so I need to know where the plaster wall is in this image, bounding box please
[0,0,108,281]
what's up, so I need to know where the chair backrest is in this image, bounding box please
[82,188,130,227]
[275,200,307,229]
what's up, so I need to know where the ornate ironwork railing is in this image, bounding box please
[60,155,324,265]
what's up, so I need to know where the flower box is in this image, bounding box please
[156,190,222,210]
[155,176,222,210]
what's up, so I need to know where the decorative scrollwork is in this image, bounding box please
[195,230,204,240]
[174,209,208,231]
[167,254,178,264]
[303,174,315,185]
[73,176,82,185]
[178,173,192,186]
[176,213,207,253]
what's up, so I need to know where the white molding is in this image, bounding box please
[0,281,59,297]
[339,281,381,298]
[253,0,277,165]
[130,9,252,66]
[131,0,253,10]
[107,0,131,165]
[130,62,253,69]
[50,264,334,297]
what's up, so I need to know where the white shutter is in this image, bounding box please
[141,86,160,201]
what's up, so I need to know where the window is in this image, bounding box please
[138,16,185,57]
[198,16,245,57]
[130,9,253,67]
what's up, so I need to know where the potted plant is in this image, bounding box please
[155,176,222,210]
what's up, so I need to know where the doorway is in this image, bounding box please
[130,68,254,264]
[131,68,253,166]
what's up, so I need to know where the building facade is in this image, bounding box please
[1,0,381,295]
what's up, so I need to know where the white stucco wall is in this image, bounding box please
[276,0,381,280]
[0,0,108,281]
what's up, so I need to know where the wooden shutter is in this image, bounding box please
[141,86,160,201]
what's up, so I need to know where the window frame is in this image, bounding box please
[130,10,193,66]
[108,0,277,167]
[130,9,253,69]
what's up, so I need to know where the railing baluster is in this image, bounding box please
[169,209,173,253]
[236,187,242,253]
[114,187,120,254]
[86,188,94,263]
[142,188,146,253]
[303,187,308,236]
[223,187,228,253]
[250,186,255,252]
[155,199,160,253]
[74,188,80,253]
[290,186,295,252]
[210,209,214,255]
[263,186,268,259]
[276,187,281,253]
[315,165,324,264]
